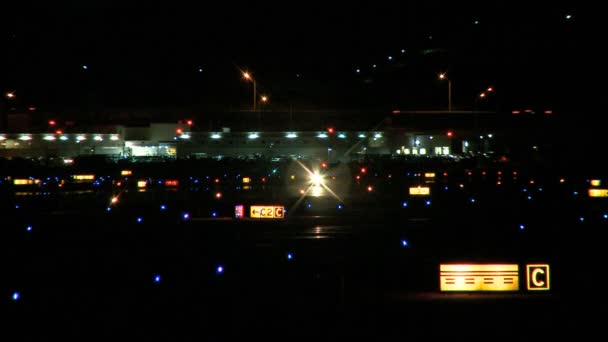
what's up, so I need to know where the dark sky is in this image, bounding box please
[1,2,590,117]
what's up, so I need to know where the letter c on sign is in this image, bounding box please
[532,268,545,287]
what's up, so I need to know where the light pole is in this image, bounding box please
[259,95,268,130]
[439,73,451,112]
[2,92,17,131]
[243,72,257,112]
[473,86,494,155]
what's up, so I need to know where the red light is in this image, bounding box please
[544,110,553,115]
[215,192,222,198]
[321,162,327,168]
[360,167,366,173]
[367,185,373,192]
[28,107,37,111]
[392,110,401,114]
[165,180,179,186]
[512,110,520,115]
[356,175,360,180]
[214,178,220,183]
[327,127,334,134]
[176,128,183,134]
[446,131,453,137]
[55,130,63,134]
[524,109,533,113]
[187,120,193,125]
[48,120,56,126]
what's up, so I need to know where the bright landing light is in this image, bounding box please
[310,173,324,186]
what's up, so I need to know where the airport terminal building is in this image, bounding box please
[0,109,545,161]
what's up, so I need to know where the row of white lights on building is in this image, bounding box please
[179,132,382,140]
[0,134,120,141]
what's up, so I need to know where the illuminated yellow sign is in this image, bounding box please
[588,189,608,197]
[242,177,251,183]
[526,264,550,290]
[591,179,601,187]
[440,264,519,291]
[73,175,95,181]
[121,170,132,176]
[13,179,40,185]
[409,186,430,195]
[137,180,147,188]
[424,173,436,178]
[250,205,285,219]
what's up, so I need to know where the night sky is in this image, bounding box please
[1,2,589,118]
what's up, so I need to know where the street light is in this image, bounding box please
[439,73,451,112]
[259,95,268,130]
[243,71,257,112]
[5,92,15,99]
[473,86,495,156]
